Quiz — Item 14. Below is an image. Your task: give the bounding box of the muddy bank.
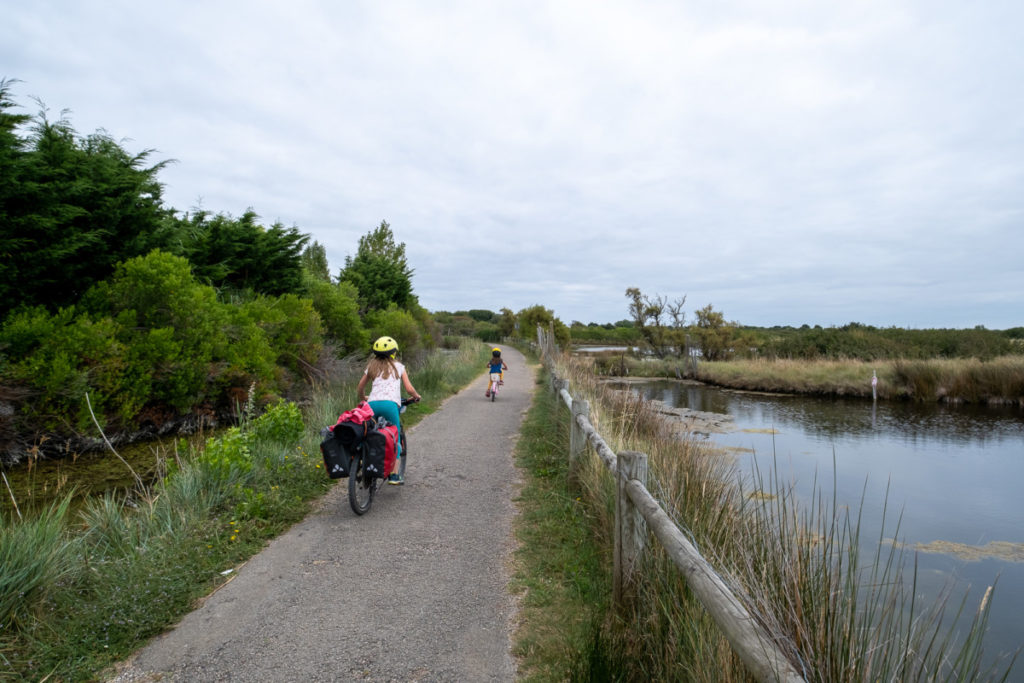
[0,404,228,469]
[601,377,737,435]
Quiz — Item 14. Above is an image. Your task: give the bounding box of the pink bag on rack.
[335,401,375,426]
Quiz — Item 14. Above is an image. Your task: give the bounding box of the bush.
[302,274,367,355]
[241,294,323,377]
[251,399,304,445]
[85,250,230,410]
[365,304,424,359]
[0,307,126,430]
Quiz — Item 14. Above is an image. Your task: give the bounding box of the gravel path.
[111,348,536,682]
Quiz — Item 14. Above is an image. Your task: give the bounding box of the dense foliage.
[0,251,324,435]
[171,209,309,297]
[0,84,435,461]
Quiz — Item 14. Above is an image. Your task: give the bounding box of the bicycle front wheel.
[348,453,375,515]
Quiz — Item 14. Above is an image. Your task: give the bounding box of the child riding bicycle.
[485,348,508,398]
[356,336,421,484]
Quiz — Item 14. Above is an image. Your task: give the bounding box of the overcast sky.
[4,1,1022,328]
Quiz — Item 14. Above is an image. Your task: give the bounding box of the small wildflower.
[230,535,237,541]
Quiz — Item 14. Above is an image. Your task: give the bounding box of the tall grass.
[892,357,1024,403]
[0,340,493,680]
[547,352,1017,681]
[0,495,77,630]
[511,377,614,682]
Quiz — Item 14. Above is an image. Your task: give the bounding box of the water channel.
[611,378,1024,665]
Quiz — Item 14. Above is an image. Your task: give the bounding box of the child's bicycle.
[348,397,418,515]
[486,373,502,402]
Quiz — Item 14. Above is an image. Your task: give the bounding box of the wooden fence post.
[569,398,590,477]
[614,450,648,609]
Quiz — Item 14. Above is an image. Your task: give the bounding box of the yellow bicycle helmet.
[492,347,502,357]
[373,336,399,358]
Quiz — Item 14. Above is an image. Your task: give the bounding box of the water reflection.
[616,379,1024,446]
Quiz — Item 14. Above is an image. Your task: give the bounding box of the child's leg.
[368,400,402,460]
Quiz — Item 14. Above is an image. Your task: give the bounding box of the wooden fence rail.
[538,328,805,683]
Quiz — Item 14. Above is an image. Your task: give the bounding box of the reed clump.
[616,355,1024,404]
[891,357,1024,404]
[548,351,1016,681]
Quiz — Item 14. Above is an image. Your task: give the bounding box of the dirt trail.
[111,348,536,682]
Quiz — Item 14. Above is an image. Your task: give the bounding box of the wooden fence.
[538,326,806,683]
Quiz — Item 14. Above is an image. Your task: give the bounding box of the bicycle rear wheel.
[348,453,375,515]
[491,381,497,401]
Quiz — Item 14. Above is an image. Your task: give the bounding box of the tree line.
[571,287,1022,362]
[0,80,432,461]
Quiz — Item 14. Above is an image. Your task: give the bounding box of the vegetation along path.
[113,347,535,682]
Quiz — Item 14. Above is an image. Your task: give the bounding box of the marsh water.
[614,379,1024,664]
[1,434,203,516]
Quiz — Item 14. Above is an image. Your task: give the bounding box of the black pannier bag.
[319,428,351,479]
[362,429,388,478]
[332,419,372,450]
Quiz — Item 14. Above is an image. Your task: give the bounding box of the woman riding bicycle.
[356,336,421,485]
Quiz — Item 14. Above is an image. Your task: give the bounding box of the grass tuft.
[0,495,77,631]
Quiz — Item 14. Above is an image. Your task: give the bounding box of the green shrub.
[220,304,279,389]
[242,294,324,376]
[366,304,424,358]
[251,399,305,445]
[303,274,368,354]
[85,250,229,410]
[0,306,127,430]
[196,427,254,490]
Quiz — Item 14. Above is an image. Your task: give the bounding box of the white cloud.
[2,0,1022,328]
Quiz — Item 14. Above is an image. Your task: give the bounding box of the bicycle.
[348,397,418,515]
[487,373,501,401]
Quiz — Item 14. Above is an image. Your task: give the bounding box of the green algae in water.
[915,540,1024,563]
